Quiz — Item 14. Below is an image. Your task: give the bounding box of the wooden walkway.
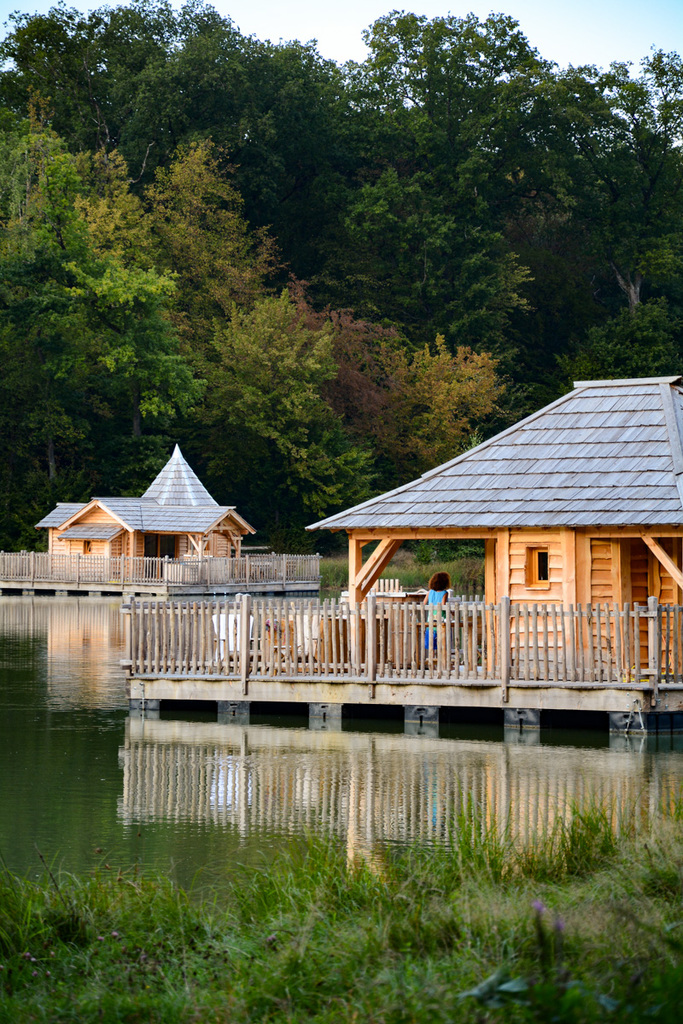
[0,552,320,596]
[124,596,683,725]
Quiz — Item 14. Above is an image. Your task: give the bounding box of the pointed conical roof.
[141,445,218,507]
[309,376,683,531]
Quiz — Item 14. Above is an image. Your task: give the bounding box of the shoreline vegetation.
[2,805,683,1021]
[320,546,486,597]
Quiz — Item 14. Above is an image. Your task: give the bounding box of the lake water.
[2,595,682,891]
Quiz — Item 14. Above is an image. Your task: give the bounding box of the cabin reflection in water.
[118,720,683,851]
[46,598,125,701]
[0,596,125,708]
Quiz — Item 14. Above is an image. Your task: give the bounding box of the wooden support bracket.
[353,538,403,599]
[643,535,683,591]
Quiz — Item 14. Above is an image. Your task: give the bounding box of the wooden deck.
[124,596,683,726]
[0,551,320,596]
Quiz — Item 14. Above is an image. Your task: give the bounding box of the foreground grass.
[2,808,683,1022]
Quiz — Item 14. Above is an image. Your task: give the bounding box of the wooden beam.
[347,527,499,541]
[648,545,661,601]
[561,528,576,606]
[577,526,683,539]
[643,535,683,591]
[575,533,591,605]
[495,529,509,601]
[342,525,683,542]
[187,534,204,556]
[347,537,365,606]
[611,539,622,604]
[620,539,632,605]
[484,538,496,603]
[353,538,403,600]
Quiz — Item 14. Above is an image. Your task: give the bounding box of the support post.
[609,708,683,735]
[404,704,439,737]
[647,595,661,708]
[129,698,160,718]
[347,536,364,607]
[561,528,576,606]
[485,538,496,603]
[282,554,287,584]
[500,595,511,703]
[309,702,342,730]
[240,592,252,695]
[217,700,250,724]
[366,591,377,691]
[503,708,540,730]
[495,528,509,603]
[30,550,35,586]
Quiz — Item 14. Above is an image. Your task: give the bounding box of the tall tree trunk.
[132,386,141,437]
[47,435,56,483]
[611,262,643,312]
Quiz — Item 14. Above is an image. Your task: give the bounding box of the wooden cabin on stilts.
[122,378,683,735]
[311,376,683,613]
[306,376,683,732]
[0,448,319,596]
[37,445,254,562]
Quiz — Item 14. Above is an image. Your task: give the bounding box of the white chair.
[212,603,253,659]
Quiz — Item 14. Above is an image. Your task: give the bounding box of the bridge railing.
[123,594,679,692]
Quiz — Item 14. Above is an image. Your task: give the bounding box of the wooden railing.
[0,551,320,587]
[124,595,683,690]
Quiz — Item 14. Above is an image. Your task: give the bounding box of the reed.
[1,810,682,1022]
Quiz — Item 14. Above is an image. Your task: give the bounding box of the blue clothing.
[424,589,448,650]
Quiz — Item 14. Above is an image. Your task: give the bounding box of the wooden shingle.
[309,377,683,532]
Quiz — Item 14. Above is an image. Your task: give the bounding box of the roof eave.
[55,499,134,534]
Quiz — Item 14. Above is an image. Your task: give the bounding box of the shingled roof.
[309,377,683,532]
[36,447,254,537]
[36,503,87,529]
[142,445,218,507]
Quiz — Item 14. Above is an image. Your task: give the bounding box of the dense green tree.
[147,32,359,280]
[1,3,683,549]
[563,299,683,383]
[548,51,683,313]
[143,139,277,355]
[0,1,181,156]
[0,122,198,543]
[292,284,503,487]
[198,290,374,534]
[0,2,360,280]
[315,11,547,352]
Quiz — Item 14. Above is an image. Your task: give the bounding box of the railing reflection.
[118,719,683,853]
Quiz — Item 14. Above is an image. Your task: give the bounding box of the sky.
[0,0,681,71]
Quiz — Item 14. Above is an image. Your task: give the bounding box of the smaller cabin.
[36,445,254,559]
